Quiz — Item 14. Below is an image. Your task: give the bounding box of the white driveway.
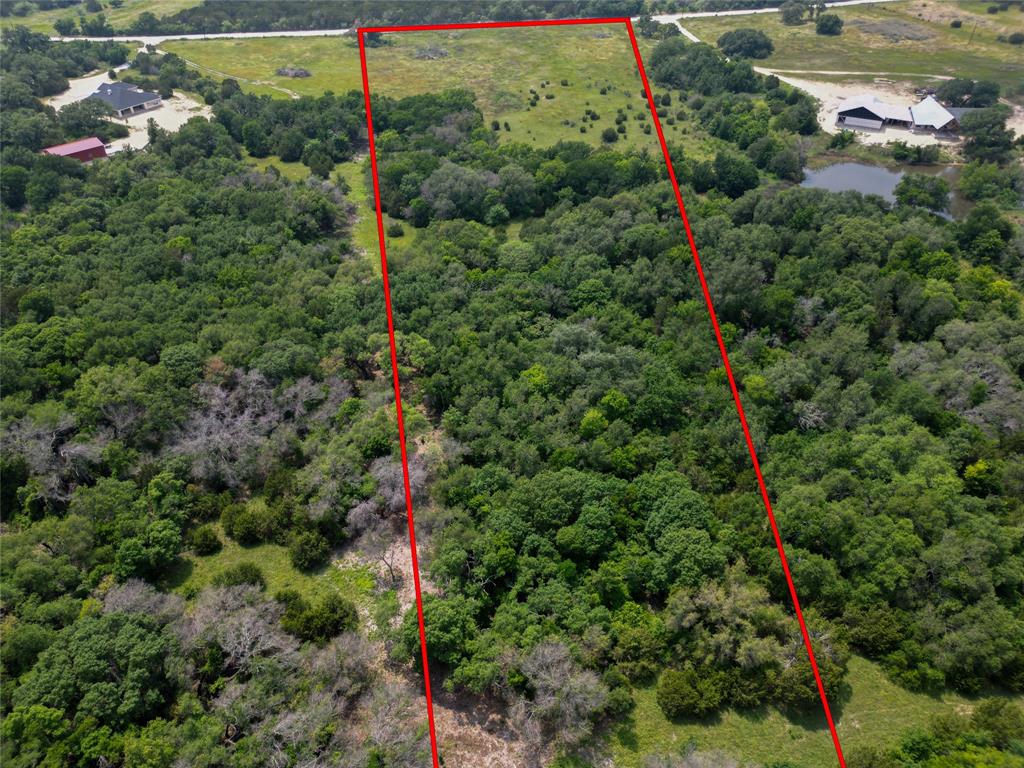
[44,68,212,152]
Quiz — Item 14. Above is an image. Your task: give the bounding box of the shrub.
[213,562,266,590]
[601,127,618,143]
[950,19,963,28]
[220,502,283,544]
[815,13,844,35]
[656,666,725,718]
[289,530,330,571]
[190,524,222,555]
[828,129,856,149]
[1009,31,1024,44]
[280,592,358,644]
[386,221,404,237]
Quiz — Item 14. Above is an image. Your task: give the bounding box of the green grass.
[164,26,666,153]
[333,156,407,267]
[244,151,312,182]
[1,0,200,34]
[683,1,1024,101]
[168,518,375,608]
[613,656,1022,766]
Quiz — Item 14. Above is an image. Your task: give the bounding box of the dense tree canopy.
[2,21,1023,768]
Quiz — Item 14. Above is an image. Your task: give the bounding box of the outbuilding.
[836,95,911,130]
[42,136,107,162]
[910,96,955,132]
[89,82,162,118]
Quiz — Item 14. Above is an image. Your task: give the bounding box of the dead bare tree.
[104,578,184,625]
[365,682,431,768]
[516,641,607,751]
[178,585,298,678]
[4,411,104,503]
[169,370,280,488]
[311,632,375,706]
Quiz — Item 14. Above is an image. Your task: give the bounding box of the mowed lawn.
[164,25,667,153]
[0,0,201,34]
[684,0,1024,98]
[613,655,1022,767]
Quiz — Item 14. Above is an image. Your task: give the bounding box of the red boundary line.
[358,18,847,768]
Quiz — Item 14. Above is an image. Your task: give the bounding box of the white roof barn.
[910,96,955,130]
[836,94,911,126]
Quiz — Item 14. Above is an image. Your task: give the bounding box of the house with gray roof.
[89,82,162,118]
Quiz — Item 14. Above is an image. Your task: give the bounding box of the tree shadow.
[161,557,194,591]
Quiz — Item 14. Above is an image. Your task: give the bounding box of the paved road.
[51,0,902,45]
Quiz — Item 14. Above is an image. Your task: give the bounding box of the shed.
[910,96,955,131]
[42,137,107,162]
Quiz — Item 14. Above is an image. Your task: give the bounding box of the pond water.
[800,162,970,220]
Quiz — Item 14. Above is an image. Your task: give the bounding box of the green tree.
[815,13,844,35]
[894,174,950,211]
[1,164,29,208]
[13,613,178,728]
[717,29,775,59]
[212,562,266,589]
[780,1,807,25]
[53,18,77,36]
[960,105,1015,164]
[713,152,759,197]
[399,594,477,667]
[189,524,221,555]
[289,530,330,571]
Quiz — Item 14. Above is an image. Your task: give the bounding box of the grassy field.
[167,517,375,607]
[0,0,199,34]
[613,655,1020,766]
[683,0,1024,100]
[164,26,668,153]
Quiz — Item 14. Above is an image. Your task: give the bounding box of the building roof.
[89,81,161,112]
[837,94,910,123]
[42,137,105,156]
[947,107,980,122]
[843,116,883,130]
[910,96,955,129]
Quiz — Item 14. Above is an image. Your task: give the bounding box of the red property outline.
[358,19,847,768]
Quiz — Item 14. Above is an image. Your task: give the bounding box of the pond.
[800,162,970,219]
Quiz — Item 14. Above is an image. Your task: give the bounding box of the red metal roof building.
[42,137,107,162]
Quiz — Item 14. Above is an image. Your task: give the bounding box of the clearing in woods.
[165,26,669,152]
